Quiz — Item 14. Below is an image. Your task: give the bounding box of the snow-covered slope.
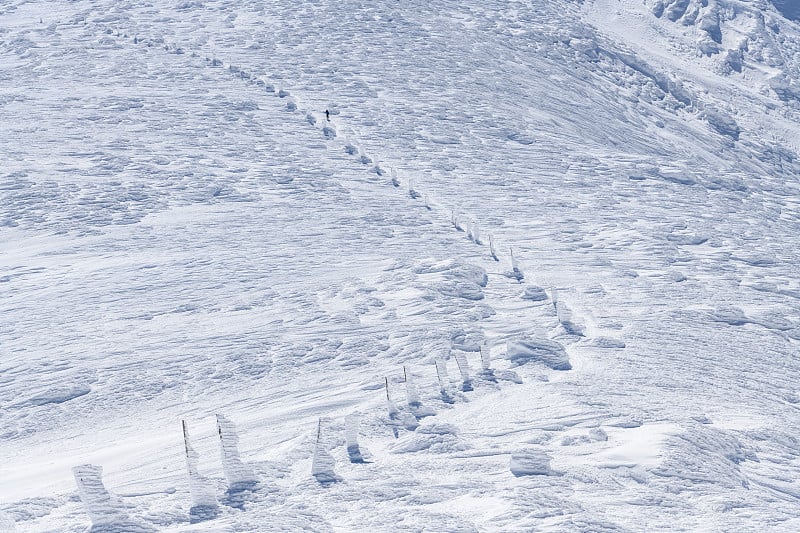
[772,0,800,21]
[2,0,799,531]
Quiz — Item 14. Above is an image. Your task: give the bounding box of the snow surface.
[2,0,800,531]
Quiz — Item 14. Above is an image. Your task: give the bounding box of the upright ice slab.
[182,421,219,521]
[403,366,421,407]
[345,414,367,463]
[215,414,258,490]
[311,418,340,483]
[72,464,154,532]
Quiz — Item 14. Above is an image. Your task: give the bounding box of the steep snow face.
[661,0,800,83]
[585,0,800,144]
[772,0,800,21]
[2,0,800,531]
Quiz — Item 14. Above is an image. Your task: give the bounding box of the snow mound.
[703,107,740,140]
[415,258,488,301]
[495,369,523,384]
[589,337,626,349]
[521,286,549,301]
[509,450,554,477]
[505,338,571,370]
[414,259,488,286]
[23,385,91,406]
[390,423,467,454]
[652,424,755,491]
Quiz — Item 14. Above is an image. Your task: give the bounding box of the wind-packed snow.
[2,0,800,531]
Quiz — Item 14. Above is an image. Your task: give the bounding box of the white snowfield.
[1,0,799,531]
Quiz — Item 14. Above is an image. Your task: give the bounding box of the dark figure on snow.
[325,109,330,122]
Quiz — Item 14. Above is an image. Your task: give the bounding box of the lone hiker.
[325,109,330,122]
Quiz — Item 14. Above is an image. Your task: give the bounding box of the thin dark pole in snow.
[216,414,223,441]
[384,377,390,401]
[182,420,190,457]
[316,418,322,444]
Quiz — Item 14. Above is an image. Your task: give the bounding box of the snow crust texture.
[2,0,800,531]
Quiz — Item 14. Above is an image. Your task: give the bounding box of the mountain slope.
[2,0,799,531]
